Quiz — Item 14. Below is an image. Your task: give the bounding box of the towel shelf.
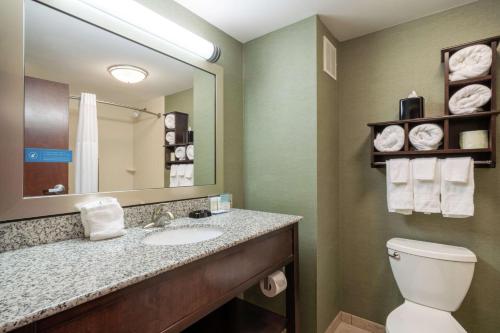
[368,36,499,168]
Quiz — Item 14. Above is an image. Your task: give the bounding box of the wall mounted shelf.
[368,36,499,168]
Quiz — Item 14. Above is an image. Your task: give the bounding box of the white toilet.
[385,238,477,333]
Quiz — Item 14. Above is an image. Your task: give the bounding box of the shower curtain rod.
[69,95,161,118]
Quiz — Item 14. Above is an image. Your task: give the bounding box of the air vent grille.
[323,36,337,80]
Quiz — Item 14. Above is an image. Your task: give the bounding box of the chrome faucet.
[143,205,175,229]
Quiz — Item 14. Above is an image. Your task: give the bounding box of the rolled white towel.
[449,84,491,115]
[374,125,405,152]
[175,146,186,160]
[409,124,443,151]
[186,144,194,160]
[165,132,175,145]
[449,44,492,81]
[165,113,175,129]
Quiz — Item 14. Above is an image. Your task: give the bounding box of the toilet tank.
[387,238,476,312]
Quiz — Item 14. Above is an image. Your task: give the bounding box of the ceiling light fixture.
[108,65,148,84]
[77,0,221,62]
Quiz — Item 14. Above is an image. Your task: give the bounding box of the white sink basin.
[142,226,224,246]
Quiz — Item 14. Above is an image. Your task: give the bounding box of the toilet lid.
[386,301,467,333]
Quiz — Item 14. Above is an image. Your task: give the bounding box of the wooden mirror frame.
[0,0,224,221]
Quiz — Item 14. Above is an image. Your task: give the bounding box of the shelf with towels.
[368,36,499,168]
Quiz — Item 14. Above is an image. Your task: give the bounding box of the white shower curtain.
[74,93,99,194]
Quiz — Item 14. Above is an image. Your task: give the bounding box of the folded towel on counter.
[186,144,194,161]
[449,44,492,81]
[164,113,175,129]
[374,125,405,152]
[166,132,175,145]
[409,124,443,151]
[413,158,441,214]
[175,146,186,160]
[386,159,413,215]
[449,84,491,115]
[441,157,474,218]
[75,197,126,241]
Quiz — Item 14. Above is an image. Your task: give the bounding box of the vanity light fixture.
[77,0,221,62]
[108,65,148,84]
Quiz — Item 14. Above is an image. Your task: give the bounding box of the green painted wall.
[165,88,193,128]
[243,16,318,332]
[243,16,340,332]
[193,70,216,185]
[316,19,340,333]
[338,1,500,331]
[137,0,244,206]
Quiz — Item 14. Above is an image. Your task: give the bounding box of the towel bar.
[373,160,492,166]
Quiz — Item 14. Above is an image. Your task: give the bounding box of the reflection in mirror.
[23,1,216,197]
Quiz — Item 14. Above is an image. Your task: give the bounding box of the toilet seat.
[386,301,467,333]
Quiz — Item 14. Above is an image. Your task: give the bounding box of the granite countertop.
[0,209,301,332]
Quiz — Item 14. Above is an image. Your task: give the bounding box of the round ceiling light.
[108,65,148,84]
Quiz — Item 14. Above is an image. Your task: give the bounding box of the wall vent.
[323,36,337,80]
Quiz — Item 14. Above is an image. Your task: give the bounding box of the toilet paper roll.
[259,270,287,297]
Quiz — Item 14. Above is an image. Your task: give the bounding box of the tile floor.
[334,322,372,333]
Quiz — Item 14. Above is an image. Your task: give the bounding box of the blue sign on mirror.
[24,148,72,163]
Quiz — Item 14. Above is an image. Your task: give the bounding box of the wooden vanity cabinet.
[14,224,298,333]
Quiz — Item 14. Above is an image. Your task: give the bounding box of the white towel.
[175,146,186,160]
[169,164,179,187]
[75,197,126,241]
[443,157,472,183]
[387,159,413,215]
[165,132,175,145]
[413,159,441,214]
[389,158,410,183]
[448,84,492,115]
[374,125,405,152]
[409,124,443,151]
[165,113,175,129]
[182,164,194,186]
[186,145,194,160]
[441,158,474,218]
[449,44,492,81]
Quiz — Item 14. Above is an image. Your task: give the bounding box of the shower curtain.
[74,93,99,194]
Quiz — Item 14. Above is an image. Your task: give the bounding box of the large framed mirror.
[0,0,223,221]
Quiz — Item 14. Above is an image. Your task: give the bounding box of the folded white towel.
[443,157,472,183]
[169,164,179,187]
[75,197,126,241]
[387,159,413,215]
[175,146,186,160]
[389,158,410,183]
[165,113,175,129]
[413,159,441,214]
[449,84,491,115]
[409,124,443,151]
[181,164,194,186]
[449,44,492,81]
[413,157,437,180]
[166,132,175,145]
[374,125,405,152]
[186,145,194,160]
[441,158,474,218]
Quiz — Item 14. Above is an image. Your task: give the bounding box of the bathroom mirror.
[23,0,215,197]
[0,0,223,220]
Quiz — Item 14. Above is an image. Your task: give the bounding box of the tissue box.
[399,97,424,120]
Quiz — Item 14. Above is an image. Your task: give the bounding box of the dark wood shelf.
[367,111,499,127]
[448,75,492,87]
[167,160,194,165]
[164,143,193,148]
[182,299,287,333]
[368,36,498,168]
